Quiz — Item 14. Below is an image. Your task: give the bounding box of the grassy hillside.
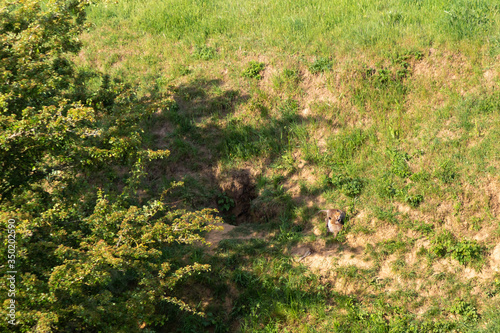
[77,0,500,331]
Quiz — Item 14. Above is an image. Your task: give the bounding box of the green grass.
[87,0,499,54]
[75,0,500,331]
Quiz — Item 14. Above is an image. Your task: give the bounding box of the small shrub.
[242,61,265,79]
[309,57,333,74]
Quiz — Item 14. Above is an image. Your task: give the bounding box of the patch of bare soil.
[378,254,398,280]
[300,70,338,108]
[429,243,500,286]
[312,247,371,269]
[483,69,499,88]
[294,212,404,274]
[205,222,267,249]
[205,223,237,247]
[491,242,500,273]
[483,177,500,217]
[292,237,371,274]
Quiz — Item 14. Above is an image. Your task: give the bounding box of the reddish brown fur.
[318,209,346,237]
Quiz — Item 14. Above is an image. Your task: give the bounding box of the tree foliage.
[0,1,221,331]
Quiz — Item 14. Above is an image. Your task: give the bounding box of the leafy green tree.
[0,1,221,331]
[0,0,92,199]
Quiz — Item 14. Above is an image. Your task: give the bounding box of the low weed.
[242,61,266,79]
[484,275,500,298]
[272,68,301,93]
[449,298,480,322]
[308,57,332,74]
[409,170,430,183]
[274,220,303,243]
[430,231,486,267]
[193,45,217,60]
[376,173,397,198]
[430,230,457,257]
[373,206,399,225]
[435,160,458,184]
[468,216,483,231]
[277,98,299,121]
[405,194,424,208]
[450,240,486,267]
[216,191,235,212]
[413,221,435,235]
[173,64,192,76]
[377,237,411,256]
[388,148,412,178]
[328,174,365,197]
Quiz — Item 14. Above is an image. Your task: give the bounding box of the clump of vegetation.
[450,239,486,266]
[376,174,397,198]
[388,149,412,178]
[435,160,458,184]
[449,299,480,322]
[217,191,235,212]
[326,128,368,162]
[414,221,434,235]
[242,61,265,79]
[309,57,332,74]
[430,231,485,267]
[193,45,217,60]
[405,193,424,208]
[273,68,301,92]
[329,174,365,197]
[374,206,400,225]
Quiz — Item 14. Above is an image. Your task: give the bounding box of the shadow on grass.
[136,77,375,332]
[162,237,332,332]
[142,77,312,220]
